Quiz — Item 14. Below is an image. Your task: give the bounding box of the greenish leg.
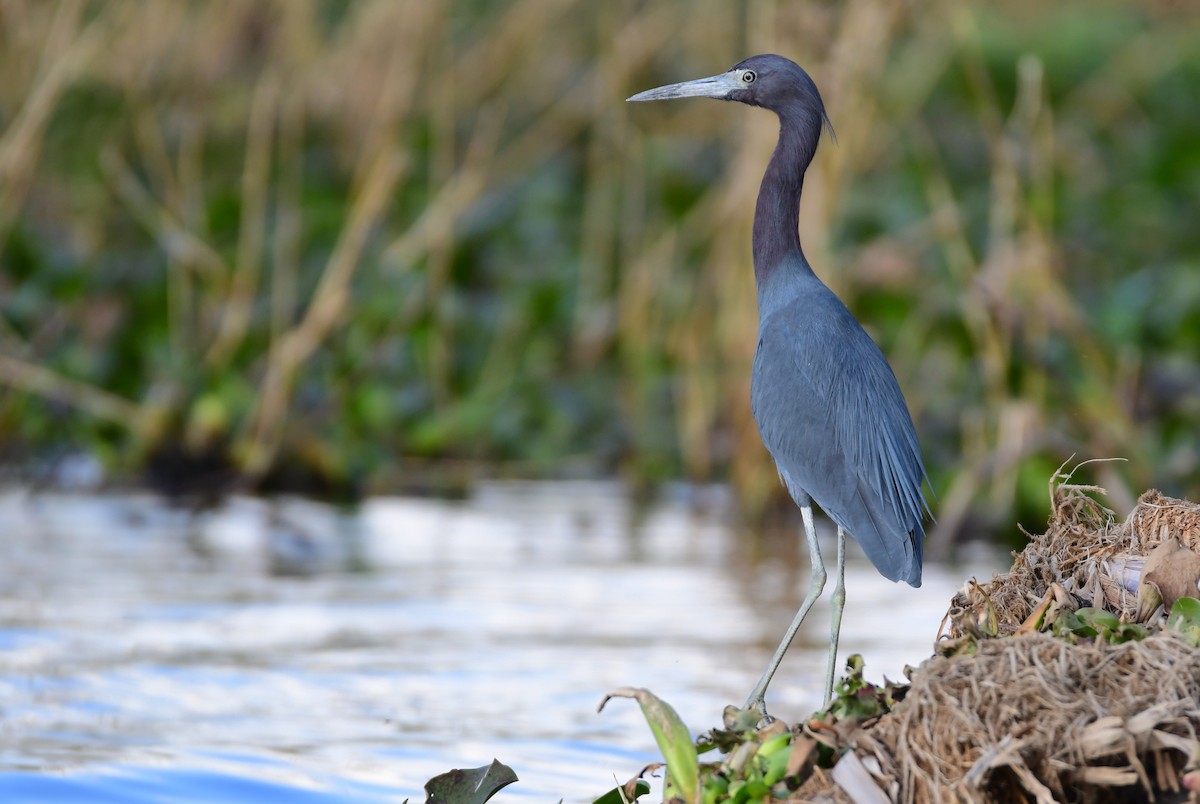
[823,526,847,708]
[744,504,826,714]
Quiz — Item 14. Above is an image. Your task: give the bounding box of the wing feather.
[751,284,929,586]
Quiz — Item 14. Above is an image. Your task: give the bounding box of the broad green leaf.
[592,779,651,804]
[754,733,791,759]
[763,747,791,786]
[424,759,518,804]
[1052,609,1093,640]
[1168,596,1200,628]
[1054,607,1146,644]
[599,687,699,802]
[1078,608,1120,631]
[827,654,897,720]
[740,779,771,801]
[1115,622,1148,642]
[1168,597,1200,646]
[703,772,730,804]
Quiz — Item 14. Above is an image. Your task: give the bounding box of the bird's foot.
[743,692,767,714]
[724,702,771,731]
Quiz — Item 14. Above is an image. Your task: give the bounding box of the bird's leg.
[744,504,826,713]
[822,526,847,707]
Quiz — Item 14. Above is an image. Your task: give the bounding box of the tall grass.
[0,0,1197,540]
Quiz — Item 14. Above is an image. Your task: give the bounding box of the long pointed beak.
[627,71,742,102]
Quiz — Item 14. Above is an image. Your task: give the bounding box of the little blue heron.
[628,55,931,714]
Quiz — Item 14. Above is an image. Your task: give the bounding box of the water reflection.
[0,484,1004,801]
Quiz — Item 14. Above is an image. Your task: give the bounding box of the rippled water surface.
[0,483,1004,801]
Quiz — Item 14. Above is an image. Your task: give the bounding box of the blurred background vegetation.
[0,0,1197,547]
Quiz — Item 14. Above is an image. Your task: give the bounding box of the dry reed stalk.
[206,70,281,368]
[0,1,107,238]
[243,146,407,474]
[0,353,146,433]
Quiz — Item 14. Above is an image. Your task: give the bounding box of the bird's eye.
[742,70,756,84]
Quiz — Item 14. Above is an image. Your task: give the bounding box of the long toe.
[725,703,771,731]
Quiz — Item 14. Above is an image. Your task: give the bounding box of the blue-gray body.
[752,257,925,586]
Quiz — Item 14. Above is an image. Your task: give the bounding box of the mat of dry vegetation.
[803,481,1200,803]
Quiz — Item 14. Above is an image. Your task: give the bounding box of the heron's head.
[627,54,832,136]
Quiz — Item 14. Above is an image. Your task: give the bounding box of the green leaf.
[702,773,730,804]
[1115,622,1148,643]
[1051,609,1085,641]
[598,687,699,802]
[762,748,791,786]
[592,779,651,804]
[741,779,771,800]
[826,654,898,720]
[1168,596,1200,627]
[754,732,791,759]
[1053,607,1147,644]
[1079,608,1121,631]
[1079,608,1147,643]
[1167,597,1200,646]
[424,759,518,804]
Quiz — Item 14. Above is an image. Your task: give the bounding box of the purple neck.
[752,109,821,285]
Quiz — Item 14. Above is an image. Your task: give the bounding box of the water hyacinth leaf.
[1052,609,1088,641]
[592,778,651,804]
[735,778,770,802]
[1077,608,1146,643]
[826,654,897,720]
[1080,609,1121,632]
[1117,622,1148,643]
[1053,607,1147,644]
[760,741,793,786]
[424,759,518,804]
[702,773,730,804]
[598,687,699,802]
[1167,596,1200,627]
[755,732,791,759]
[1167,597,1200,646]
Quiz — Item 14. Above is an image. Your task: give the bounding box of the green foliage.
[600,659,905,803]
[703,731,795,803]
[1052,608,1148,645]
[824,654,902,722]
[593,779,652,804]
[423,759,518,804]
[696,727,802,804]
[1166,597,1200,647]
[598,687,699,802]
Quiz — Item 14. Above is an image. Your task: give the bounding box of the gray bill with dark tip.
[626,71,742,102]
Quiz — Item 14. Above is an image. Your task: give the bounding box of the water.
[0,483,1004,802]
